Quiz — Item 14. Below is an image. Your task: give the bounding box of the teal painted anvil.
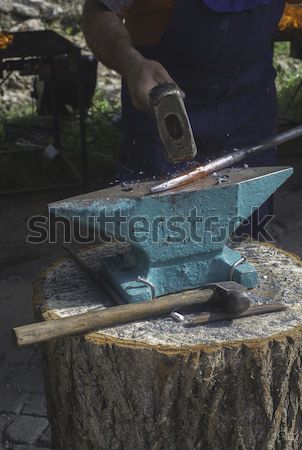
[50,166,293,303]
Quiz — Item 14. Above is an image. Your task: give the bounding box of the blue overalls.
[118,0,285,236]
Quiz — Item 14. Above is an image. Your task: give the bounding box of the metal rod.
[0,70,12,88]
[188,303,287,326]
[0,183,79,198]
[56,146,83,181]
[150,125,302,194]
[50,65,61,149]
[75,52,89,189]
[0,148,44,156]
[137,276,156,299]
[230,256,246,281]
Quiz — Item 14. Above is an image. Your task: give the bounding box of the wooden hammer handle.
[13,289,213,347]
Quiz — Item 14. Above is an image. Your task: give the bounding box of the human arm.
[82,0,175,110]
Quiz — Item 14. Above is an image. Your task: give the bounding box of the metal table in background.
[0,30,92,196]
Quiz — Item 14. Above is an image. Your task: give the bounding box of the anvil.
[50,166,292,303]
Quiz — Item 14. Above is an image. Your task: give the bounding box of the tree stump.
[35,242,302,450]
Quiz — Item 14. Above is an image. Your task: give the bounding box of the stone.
[1,0,84,26]
[0,366,10,386]
[0,415,14,440]
[0,388,27,415]
[37,425,52,448]
[13,4,40,18]
[7,367,45,394]
[22,394,47,417]
[27,350,42,367]
[39,2,63,20]
[0,12,14,30]
[10,18,45,32]
[0,0,13,14]
[24,0,43,7]
[7,367,44,394]
[5,416,49,445]
[2,347,36,367]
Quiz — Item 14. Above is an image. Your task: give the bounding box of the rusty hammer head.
[206,281,251,314]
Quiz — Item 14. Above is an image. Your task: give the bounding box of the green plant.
[62,92,121,181]
[274,42,302,120]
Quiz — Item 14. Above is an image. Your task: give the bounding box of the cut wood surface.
[37,242,302,450]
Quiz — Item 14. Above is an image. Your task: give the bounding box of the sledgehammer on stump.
[14,281,255,346]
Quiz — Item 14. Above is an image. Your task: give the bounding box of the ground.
[1,40,302,449]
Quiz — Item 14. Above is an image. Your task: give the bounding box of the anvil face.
[50,166,293,302]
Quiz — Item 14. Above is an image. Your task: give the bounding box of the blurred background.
[0,3,302,194]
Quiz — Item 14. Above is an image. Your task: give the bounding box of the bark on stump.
[35,242,302,450]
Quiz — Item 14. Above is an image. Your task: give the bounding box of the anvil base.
[102,245,257,303]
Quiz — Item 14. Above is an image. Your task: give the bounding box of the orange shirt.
[121,0,175,46]
[102,0,296,47]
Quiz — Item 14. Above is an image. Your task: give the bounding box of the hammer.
[13,281,250,346]
[149,83,197,164]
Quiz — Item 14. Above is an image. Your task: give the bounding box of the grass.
[1,41,302,191]
[60,94,121,183]
[274,41,302,119]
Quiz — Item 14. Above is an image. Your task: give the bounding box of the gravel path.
[0,258,56,450]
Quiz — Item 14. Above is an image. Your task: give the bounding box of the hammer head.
[206,281,251,314]
[149,83,197,164]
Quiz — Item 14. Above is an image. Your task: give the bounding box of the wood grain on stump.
[36,242,302,450]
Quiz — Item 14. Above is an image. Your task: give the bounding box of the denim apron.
[118,0,285,181]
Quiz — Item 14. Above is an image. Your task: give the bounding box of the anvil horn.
[237,167,293,219]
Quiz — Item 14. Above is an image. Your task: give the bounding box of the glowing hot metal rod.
[150,125,302,194]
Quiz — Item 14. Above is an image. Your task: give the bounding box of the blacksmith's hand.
[124,55,175,112]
